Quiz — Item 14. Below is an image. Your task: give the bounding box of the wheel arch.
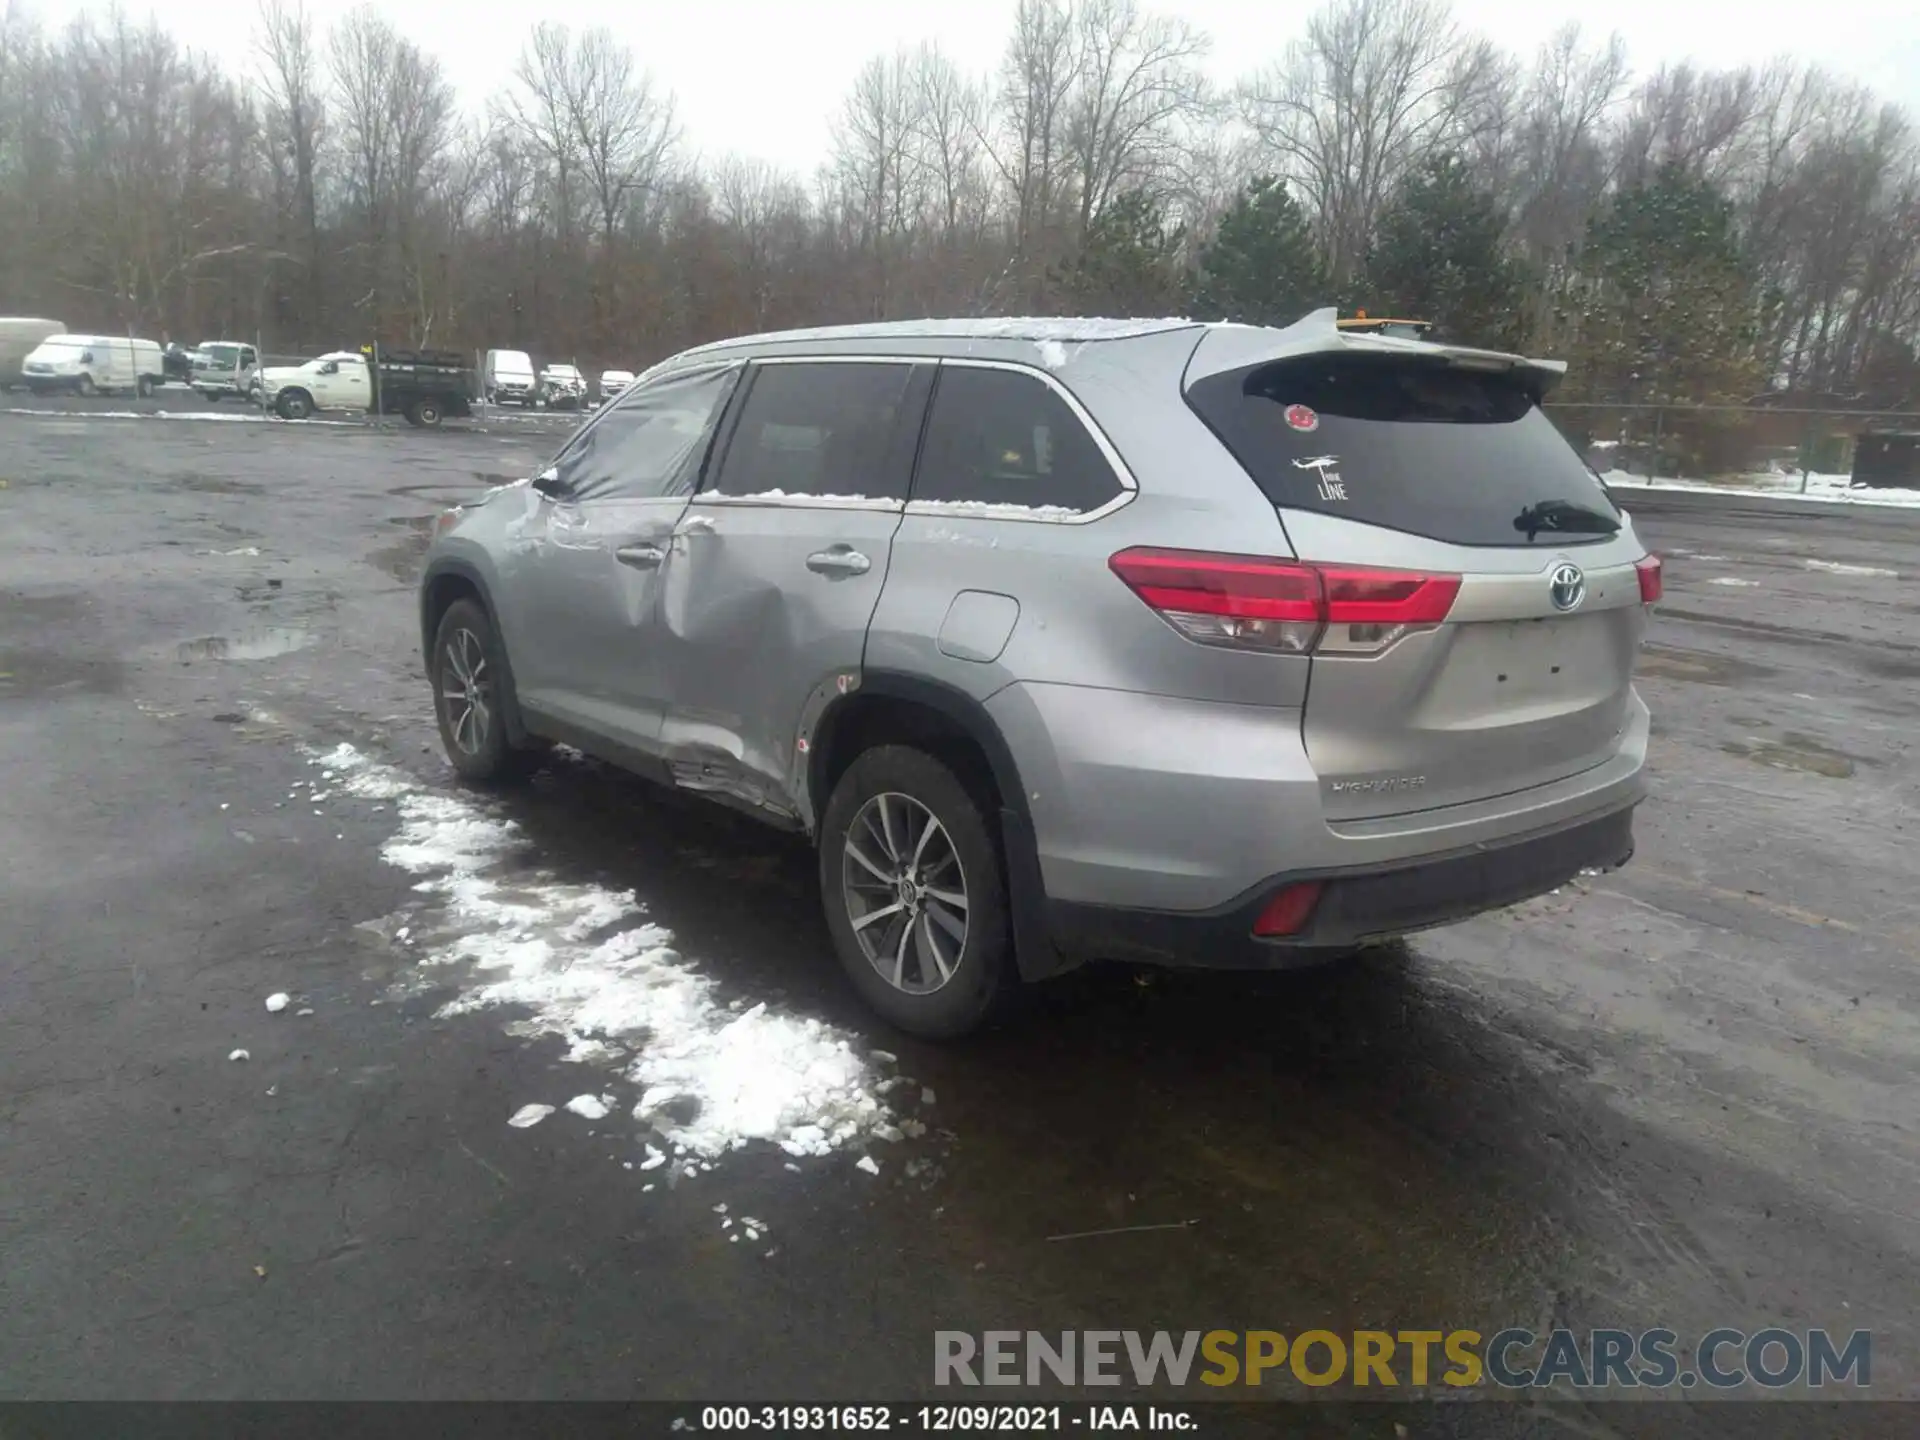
[805,672,1068,981]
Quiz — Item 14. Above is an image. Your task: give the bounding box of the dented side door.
[654,359,933,820]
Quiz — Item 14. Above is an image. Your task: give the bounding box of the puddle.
[387,481,475,507]
[0,648,125,697]
[0,590,88,623]
[169,475,265,496]
[369,516,436,583]
[175,627,315,663]
[1721,732,1869,780]
[1636,644,1776,687]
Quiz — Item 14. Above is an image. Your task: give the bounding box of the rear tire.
[75,374,97,398]
[819,745,1014,1039]
[409,399,443,428]
[276,390,311,420]
[430,598,541,784]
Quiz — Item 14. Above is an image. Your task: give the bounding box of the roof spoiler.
[1187,308,1568,403]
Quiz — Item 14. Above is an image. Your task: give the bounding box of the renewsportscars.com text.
[934,1328,1871,1391]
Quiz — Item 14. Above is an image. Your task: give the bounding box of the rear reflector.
[1108,548,1459,656]
[1253,882,1324,937]
[1635,553,1663,604]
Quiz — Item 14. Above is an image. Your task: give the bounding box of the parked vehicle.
[163,343,197,384]
[20,334,165,397]
[192,341,260,402]
[257,347,475,427]
[539,363,587,411]
[484,349,538,406]
[0,317,65,390]
[599,368,635,403]
[418,311,1656,1037]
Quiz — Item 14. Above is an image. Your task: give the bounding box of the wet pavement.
[2,408,1917,1427]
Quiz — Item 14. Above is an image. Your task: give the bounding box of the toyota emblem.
[1549,563,1586,612]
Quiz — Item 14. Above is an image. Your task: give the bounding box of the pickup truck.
[256,348,476,427]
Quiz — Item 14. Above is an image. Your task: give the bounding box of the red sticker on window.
[1285,404,1319,433]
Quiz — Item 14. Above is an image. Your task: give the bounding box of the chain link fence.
[1545,402,1920,494]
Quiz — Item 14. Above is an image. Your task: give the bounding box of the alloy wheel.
[842,792,970,995]
[439,628,492,756]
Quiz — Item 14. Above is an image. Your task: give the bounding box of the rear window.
[912,365,1122,514]
[1185,354,1621,547]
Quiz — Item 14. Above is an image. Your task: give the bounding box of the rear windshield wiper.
[1514,499,1621,542]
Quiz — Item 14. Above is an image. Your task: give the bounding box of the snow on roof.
[681,315,1206,355]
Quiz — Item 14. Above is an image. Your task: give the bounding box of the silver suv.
[419,312,1657,1038]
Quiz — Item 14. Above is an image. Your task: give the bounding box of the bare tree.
[827,49,921,316]
[906,43,990,243]
[1240,0,1489,282]
[992,0,1080,266]
[330,7,454,338]
[509,25,678,249]
[1614,64,1763,189]
[508,23,586,250]
[1065,0,1211,239]
[1502,26,1628,344]
[255,0,326,335]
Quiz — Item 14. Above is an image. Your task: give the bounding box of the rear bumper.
[1046,802,1636,968]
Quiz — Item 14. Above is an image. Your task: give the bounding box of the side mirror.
[531,467,572,499]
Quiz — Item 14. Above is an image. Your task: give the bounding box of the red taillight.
[1104,548,1321,621]
[1636,553,1663,604]
[1253,881,1324,937]
[1108,548,1458,656]
[1320,568,1461,625]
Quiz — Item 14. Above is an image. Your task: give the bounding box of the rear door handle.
[806,547,871,577]
[615,542,666,570]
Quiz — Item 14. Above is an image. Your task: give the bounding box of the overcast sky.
[46,0,1920,175]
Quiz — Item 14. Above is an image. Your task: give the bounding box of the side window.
[553,366,740,502]
[706,362,927,501]
[912,366,1122,514]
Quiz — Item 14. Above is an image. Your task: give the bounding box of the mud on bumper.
[1044,803,1637,968]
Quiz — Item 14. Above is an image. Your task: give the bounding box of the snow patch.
[1805,559,1898,578]
[1708,577,1759,587]
[508,1103,555,1128]
[228,1049,250,1062]
[908,499,1083,520]
[264,992,290,1013]
[318,743,892,1164]
[711,489,887,508]
[565,1094,613,1120]
[1602,468,1920,509]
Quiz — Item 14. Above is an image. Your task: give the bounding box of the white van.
[1,318,66,390]
[483,349,537,406]
[21,334,165,397]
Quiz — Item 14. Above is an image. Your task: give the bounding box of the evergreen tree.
[1563,164,1767,406]
[1189,175,1327,327]
[1363,154,1529,351]
[1053,190,1186,317]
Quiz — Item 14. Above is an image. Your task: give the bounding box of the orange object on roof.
[1337,314,1433,339]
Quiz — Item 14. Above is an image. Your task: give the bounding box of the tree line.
[1,0,1917,410]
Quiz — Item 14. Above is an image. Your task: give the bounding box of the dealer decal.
[1292,454,1348,502]
[1284,403,1319,433]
